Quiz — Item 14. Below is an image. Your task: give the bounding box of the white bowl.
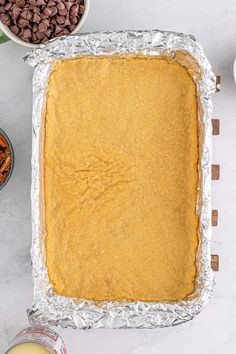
[0,0,90,48]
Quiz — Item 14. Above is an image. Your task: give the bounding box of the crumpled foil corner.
[25,30,216,329]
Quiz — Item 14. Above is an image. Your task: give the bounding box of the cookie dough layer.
[45,56,199,302]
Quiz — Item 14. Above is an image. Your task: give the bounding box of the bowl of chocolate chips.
[0,0,89,47]
[0,128,14,191]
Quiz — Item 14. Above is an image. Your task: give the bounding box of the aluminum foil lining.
[25,30,216,329]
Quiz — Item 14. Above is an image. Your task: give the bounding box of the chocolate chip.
[60,28,69,35]
[70,16,78,24]
[65,2,73,10]
[12,4,20,10]
[11,25,19,34]
[57,2,65,11]
[15,0,25,7]
[50,6,57,16]
[56,15,65,24]
[40,14,48,20]
[41,36,48,43]
[50,17,56,25]
[78,4,84,14]
[48,0,56,6]
[19,9,31,20]
[28,21,33,29]
[32,32,37,41]
[42,18,49,24]
[21,9,28,19]
[45,28,52,37]
[71,4,79,14]
[33,12,41,23]
[29,0,36,5]
[0,13,10,25]
[43,7,52,17]
[36,31,45,39]
[37,0,45,6]
[23,28,31,38]
[54,24,62,33]
[22,37,30,42]
[27,10,33,20]
[38,21,48,32]
[63,18,70,26]
[0,0,6,6]
[12,5,21,18]
[0,6,5,14]
[33,7,40,14]
[4,2,12,11]
[69,24,76,32]
[59,7,67,16]
[18,17,29,27]
[32,23,38,32]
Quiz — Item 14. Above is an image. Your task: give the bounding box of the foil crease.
[25,30,216,329]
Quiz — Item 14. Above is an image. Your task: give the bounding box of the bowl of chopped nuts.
[0,0,90,48]
[0,128,14,191]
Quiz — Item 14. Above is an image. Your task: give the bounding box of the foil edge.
[27,30,215,329]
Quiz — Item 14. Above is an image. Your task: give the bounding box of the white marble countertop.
[0,0,236,353]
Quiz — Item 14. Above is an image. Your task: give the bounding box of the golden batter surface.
[45,56,199,302]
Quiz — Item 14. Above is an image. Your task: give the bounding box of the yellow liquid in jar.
[8,343,51,354]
